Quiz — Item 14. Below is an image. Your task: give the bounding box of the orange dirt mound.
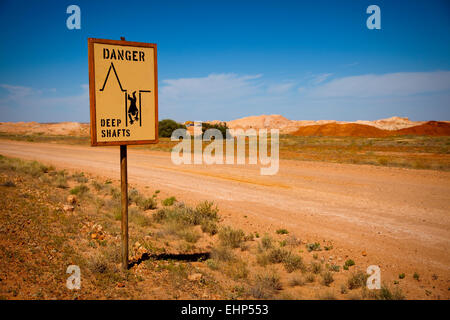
[292,123,390,137]
[394,121,450,136]
[292,121,450,137]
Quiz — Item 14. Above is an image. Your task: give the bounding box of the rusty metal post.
[120,145,128,270]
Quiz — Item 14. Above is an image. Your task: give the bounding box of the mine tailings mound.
[292,121,450,137]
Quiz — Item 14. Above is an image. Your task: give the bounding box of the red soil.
[292,121,450,137]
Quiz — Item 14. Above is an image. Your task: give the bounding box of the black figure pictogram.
[127,91,139,124]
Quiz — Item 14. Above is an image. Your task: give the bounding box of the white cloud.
[0,84,88,122]
[267,82,296,94]
[308,71,450,98]
[310,73,333,85]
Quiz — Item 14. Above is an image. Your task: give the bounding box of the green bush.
[201,122,228,138]
[344,259,355,269]
[219,226,245,248]
[250,272,282,299]
[322,271,334,286]
[347,271,368,289]
[276,228,289,235]
[211,246,235,262]
[283,254,304,273]
[306,242,322,252]
[159,119,186,138]
[261,234,273,250]
[129,208,152,227]
[267,248,290,264]
[162,196,176,206]
[70,184,89,196]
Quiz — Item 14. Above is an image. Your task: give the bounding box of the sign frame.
[88,38,159,146]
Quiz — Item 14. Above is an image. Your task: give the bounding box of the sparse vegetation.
[276,228,289,235]
[306,242,322,252]
[250,272,282,299]
[0,155,419,300]
[219,226,246,248]
[282,253,304,273]
[347,271,368,290]
[162,196,176,206]
[322,271,334,286]
[70,184,89,196]
[288,274,305,287]
[343,259,355,270]
[261,234,273,250]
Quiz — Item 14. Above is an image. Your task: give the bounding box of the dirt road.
[1,140,449,298]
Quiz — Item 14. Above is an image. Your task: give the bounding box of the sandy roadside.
[0,139,449,299]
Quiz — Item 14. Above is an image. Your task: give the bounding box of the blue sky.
[0,0,449,122]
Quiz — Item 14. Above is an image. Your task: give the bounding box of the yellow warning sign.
[88,38,158,146]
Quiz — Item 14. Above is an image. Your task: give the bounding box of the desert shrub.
[413,272,420,281]
[54,175,68,189]
[219,226,245,248]
[6,158,52,177]
[211,246,235,262]
[72,172,88,183]
[200,220,218,235]
[88,254,109,274]
[91,180,103,191]
[267,248,290,264]
[276,228,289,235]
[288,275,305,287]
[310,262,322,274]
[399,273,405,279]
[138,196,157,210]
[129,208,152,227]
[322,271,334,286]
[328,264,340,272]
[286,235,301,247]
[109,186,121,200]
[162,196,176,206]
[88,248,120,276]
[343,259,355,270]
[261,234,273,250]
[128,188,142,204]
[70,184,89,196]
[283,254,304,273]
[195,201,219,221]
[306,242,322,252]
[347,271,368,289]
[373,285,405,300]
[154,201,219,231]
[178,228,201,243]
[206,259,219,270]
[250,272,282,299]
[256,253,271,267]
[305,274,315,283]
[225,259,248,280]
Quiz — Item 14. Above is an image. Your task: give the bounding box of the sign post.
[88,37,158,270]
[120,144,128,270]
